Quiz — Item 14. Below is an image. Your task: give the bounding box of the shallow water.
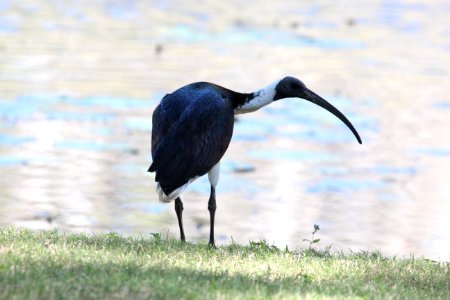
[0,0,449,260]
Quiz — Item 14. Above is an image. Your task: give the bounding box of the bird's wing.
[150,103,164,158]
[148,91,234,194]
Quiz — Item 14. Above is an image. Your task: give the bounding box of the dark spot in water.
[33,211,57,223]
[155,44,164,55]
[346,18,356,26]
[128,148,140,155]
[231,162,255,173]
[382,177,398,183]
[234,18,246,28]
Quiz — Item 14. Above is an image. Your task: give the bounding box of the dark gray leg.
[208,186,217,246]
[175,197,185,242]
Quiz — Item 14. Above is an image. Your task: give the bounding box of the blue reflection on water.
[0,15,19,32]
[416,148,450,157]
[165,25,364,50]
[92,127,112,136]
[248,149,335,161]
[370,165,416,175]
[117,163,141,173]
[124,118,152,131]
[0,94,155,123]
[317,166,350,176]
[0,156,27,166]
[0,0,11,12]
[55,140,131,152]
[233,118,275,141]
[0,95,155,157]
[309,164,416,200]
[278,129,357,143]
[46,111,115,122]
[0,135,34,146]
[62,96,151,109]
[0,97,40,118]
[307,178,387,194]
[102,0,138,21]
[378,1,427,32]
[432,101,450,109]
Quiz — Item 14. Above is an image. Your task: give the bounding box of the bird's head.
[274,76,362,144]
[273,76,308,101]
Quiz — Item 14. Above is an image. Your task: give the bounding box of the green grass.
[0,228,448,299]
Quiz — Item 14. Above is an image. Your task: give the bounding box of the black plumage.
[148,76,362,246]
[149,82,245,195]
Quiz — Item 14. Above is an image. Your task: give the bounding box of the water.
[0,0,449,261]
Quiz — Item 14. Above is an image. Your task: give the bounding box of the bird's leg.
[208,186,217,247]
[174,197,185,242]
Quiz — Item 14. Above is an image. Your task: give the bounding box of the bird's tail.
[156,182,189,203]
[156,177,199,203]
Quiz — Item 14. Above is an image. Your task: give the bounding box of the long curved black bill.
[303,89,362,144]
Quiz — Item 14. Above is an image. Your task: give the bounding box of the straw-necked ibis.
[148,76,361,246]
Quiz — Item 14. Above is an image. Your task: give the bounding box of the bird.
[148,76,362,246]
